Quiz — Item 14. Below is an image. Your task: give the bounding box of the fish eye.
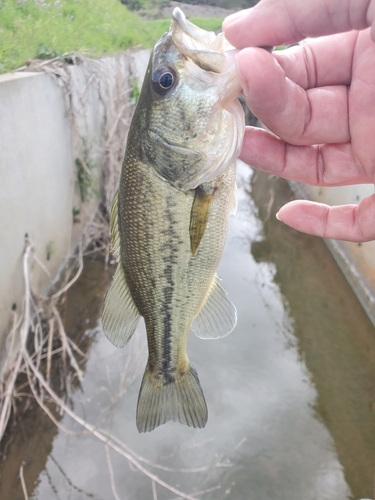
[159,72,173,89]
[152,66,177,96]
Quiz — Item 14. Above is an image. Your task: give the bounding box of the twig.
[105,444,121,500]
[264,187,275,222]
[232,436,247,452]
[53,306,83,382]
[50,243,83,300]
[19,464,29,500]
[169,484,221,500]
[49,454,101,499]
[99,429,210,473]
[67,337,86,358]
[26,363,78,436]
[6,310,21,361]
[0,242,32,441]
[105,103,131,146]
[83,245,108,256]
[152,480,158,500]
[46,318,55,381]
[41,346,64,361]
[0,348,23,440]
[33,253,52,280]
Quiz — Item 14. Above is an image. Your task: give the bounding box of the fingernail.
[223,11,244,31]
[275,211,280,220]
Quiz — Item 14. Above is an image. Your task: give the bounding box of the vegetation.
[122,0,259,12]
[0,0,223,74]
[177,0,259,8]
[145,16,222,36]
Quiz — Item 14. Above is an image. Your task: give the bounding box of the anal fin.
[102,264,140,347]
[192,274,237,339]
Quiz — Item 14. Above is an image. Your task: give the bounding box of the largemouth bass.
[102,8,244,433]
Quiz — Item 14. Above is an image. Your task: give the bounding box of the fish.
[102,8,245,433]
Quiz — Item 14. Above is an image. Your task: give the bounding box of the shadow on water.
[1,162,375,499]
[250,170,375,500]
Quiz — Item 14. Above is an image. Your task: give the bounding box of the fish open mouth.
[171,7,237,74]
[171,8,273,73]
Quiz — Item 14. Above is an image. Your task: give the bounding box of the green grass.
[0,0,223,74]
[144,17,222,35]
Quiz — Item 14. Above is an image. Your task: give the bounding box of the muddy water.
[1,161,375,499]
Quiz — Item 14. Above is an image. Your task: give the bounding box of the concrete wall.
[0,50,150,374]
[291,182,375,326]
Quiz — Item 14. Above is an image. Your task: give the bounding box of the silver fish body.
[102,8,244,433]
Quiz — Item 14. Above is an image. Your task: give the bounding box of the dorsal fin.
[191,275,237,339]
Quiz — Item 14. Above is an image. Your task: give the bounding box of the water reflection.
[251,168,375,500]
[4,161,374,499]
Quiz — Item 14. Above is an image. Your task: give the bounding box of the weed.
[76,156,99,203]
[130,77,140,104]
[0,0,224,73]
[46,240,56,261]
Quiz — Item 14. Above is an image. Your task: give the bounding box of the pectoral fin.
[192,275,237,339]
[189,184,214,256]
[102,264,140,347]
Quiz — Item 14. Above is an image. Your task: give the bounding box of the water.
[1,161,375,499]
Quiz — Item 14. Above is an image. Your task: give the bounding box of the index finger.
[223,0,373,48]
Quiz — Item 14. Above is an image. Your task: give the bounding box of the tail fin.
[136,364,208,433]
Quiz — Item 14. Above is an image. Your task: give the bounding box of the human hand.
[223,0,375,242]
